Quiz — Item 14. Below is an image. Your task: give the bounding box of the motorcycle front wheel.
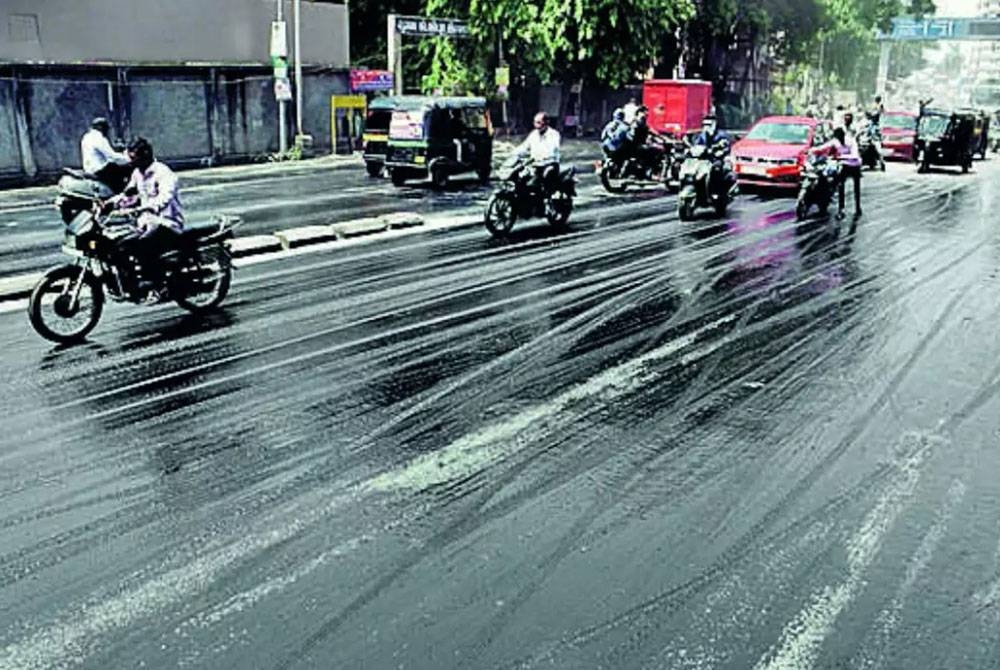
[28,264,105,344]
[795,196,809,221]
[174,245,232,313]
[600,164,628,194]
[485,192,517,238]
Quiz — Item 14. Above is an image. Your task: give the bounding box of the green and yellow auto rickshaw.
[384,97,493,188]
[362,96,397,178]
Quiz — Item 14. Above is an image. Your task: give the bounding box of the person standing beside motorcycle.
[110,137,186,301]
[820,126,862,220]
[513,112,561,196]
[81,117,132,191]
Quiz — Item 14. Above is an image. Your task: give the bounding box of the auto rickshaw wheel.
[476,165,491,185]
[365,162,383,178]
[431,166,449,190]
[390,170,407,187]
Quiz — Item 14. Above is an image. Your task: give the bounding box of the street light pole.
[277,0,287,152]
[294,0,304,140]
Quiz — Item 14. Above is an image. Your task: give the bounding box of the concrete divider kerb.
[0,210,455,303]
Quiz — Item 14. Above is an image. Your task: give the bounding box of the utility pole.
[276,0,287,152]
[388,14,402,95]
[294,0,304,140]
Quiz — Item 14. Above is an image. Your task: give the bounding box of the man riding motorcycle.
[81,117,132,191]
[626,106,668,179]
[513,112,562,196]
[108,137,186,302]
[692,115,737,196]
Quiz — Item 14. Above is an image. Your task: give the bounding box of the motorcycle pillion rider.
[81,117,132,191]
[601,108,630,160]
[107,137,186,301]
[513,111,562,196]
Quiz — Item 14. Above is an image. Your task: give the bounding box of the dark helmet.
[127,136,154,169]
[91,117,110,133]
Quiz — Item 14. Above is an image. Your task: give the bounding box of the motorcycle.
[677,141,735,221]
[858,123,885,171]
[599,136,677,193]
[796,154,842,220]
[484,157,576,238]
[28,174,240,344]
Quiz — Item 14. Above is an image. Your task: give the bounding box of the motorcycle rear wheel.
[175,245,232,313]
[485,193,516,238]
[796,198,809,221]
[28,265,104,344]
[545,194,573,229]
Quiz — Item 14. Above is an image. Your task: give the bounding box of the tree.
[418,0,695,94]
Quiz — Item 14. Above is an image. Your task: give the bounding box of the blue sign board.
[882,17,1000,41]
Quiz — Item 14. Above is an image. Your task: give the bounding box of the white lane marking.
[858,479,965,670]
[0,491,351,670]
[364,313,738,494]
[753,433,937,670]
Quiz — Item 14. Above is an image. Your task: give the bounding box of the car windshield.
[744,122,811,144]
[882,114,916,130]
[919,115,949,137]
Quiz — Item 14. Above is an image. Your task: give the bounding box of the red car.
[880,110,918,161]
[732,116,824,190]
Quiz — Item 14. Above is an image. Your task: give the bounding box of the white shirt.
[623,102,639,124]
[514,128,561,166]
[115,161,185,229]
[81,128,129,174]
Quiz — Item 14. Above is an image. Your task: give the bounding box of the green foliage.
[418,0,695,94]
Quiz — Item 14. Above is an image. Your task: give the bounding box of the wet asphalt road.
[3,159,1000,669]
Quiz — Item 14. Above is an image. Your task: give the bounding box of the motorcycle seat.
[62,167,101,180]
[180,218,224,240]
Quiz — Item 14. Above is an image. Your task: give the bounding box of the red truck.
[642,80,713,137]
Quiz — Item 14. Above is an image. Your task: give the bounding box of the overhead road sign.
[879,17,1000,41]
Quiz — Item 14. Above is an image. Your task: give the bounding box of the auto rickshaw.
[362,96,397,178]
[384,97,493,188]
[914,108,978,174]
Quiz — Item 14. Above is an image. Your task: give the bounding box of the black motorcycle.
[599,136,677,193]
[484,157,576,238]
[796,154,842,220]
[858,124,885,171]
[677,141,735,221]
[28,174,239,344]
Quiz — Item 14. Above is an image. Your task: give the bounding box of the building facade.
[0,0,350,183]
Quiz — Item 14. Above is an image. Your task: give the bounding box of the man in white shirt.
[81,117,132,190]
[623,97,640,124]
[514,112,561,195]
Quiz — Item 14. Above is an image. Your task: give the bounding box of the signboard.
[331,94,367,110]
[350,69,395,92]
[274,78,293,101]
[272,56,288,80]
[394,16,470,38]
[270,21,288,58]
[495,66,510,87]
[881,17,1000,41]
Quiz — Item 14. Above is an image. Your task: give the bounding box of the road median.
[0,210,455,303]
